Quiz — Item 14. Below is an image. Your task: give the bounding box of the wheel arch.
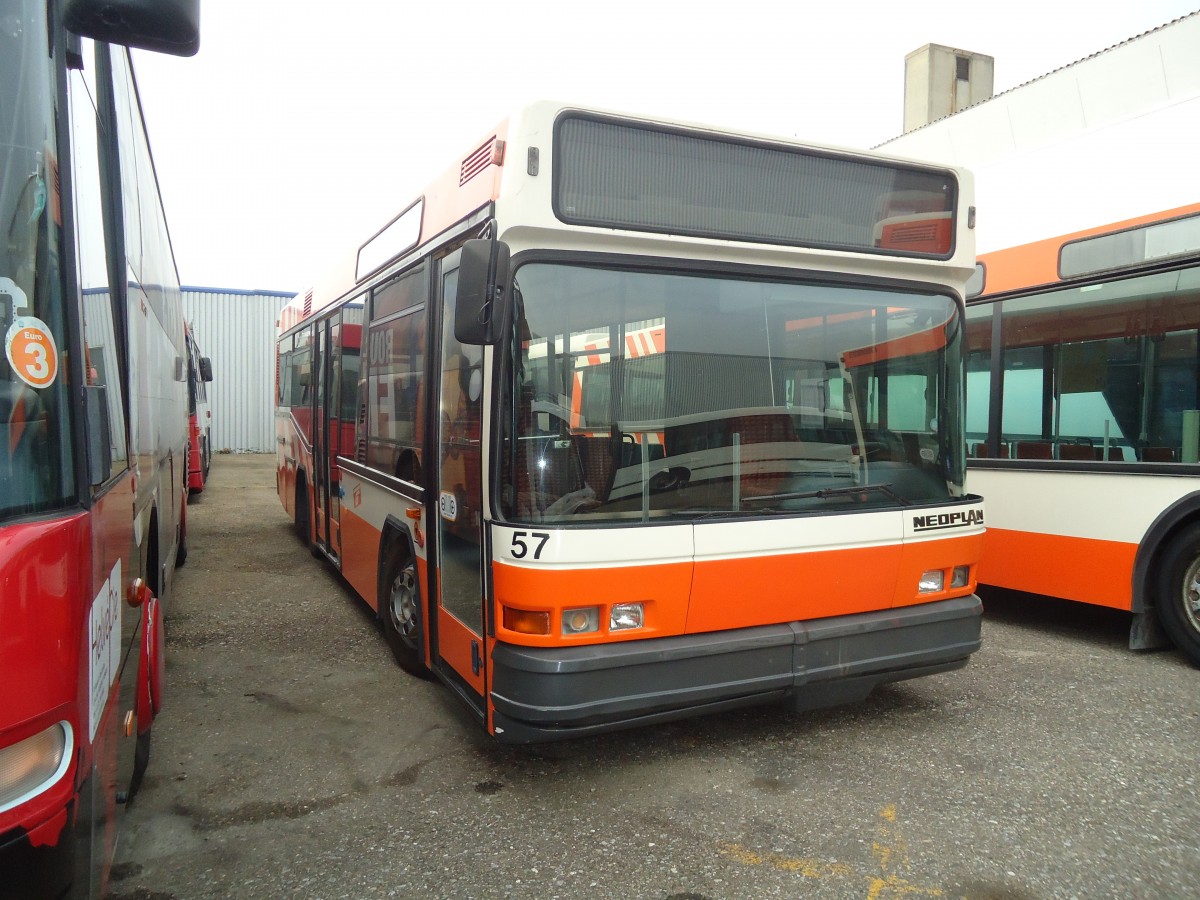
[375,515,416,616]
[1132,490,1200,612]
[293,468,311,543]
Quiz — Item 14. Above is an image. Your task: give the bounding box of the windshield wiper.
[743,483,912,506]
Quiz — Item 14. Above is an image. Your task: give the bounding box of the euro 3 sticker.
[5,315,59,389]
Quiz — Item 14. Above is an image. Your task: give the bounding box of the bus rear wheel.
[294,475,311,548]
[1157,523,1200,667]
[381,542,432,679]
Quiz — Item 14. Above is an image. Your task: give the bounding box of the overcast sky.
[130,1,1200,293]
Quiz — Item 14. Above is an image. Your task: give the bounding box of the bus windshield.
[0,0,76,521]
[502,263,964,523]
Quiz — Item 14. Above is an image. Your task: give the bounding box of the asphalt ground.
[107,454,1199,900]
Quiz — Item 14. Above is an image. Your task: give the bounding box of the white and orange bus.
[276,102,986,741]
[964,204,1200,665]
[878,14,1200,665]
[0,0,197,896]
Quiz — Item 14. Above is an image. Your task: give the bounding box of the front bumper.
[490,594,982,742]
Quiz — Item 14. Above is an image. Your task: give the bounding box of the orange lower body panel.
[980,527,1135,611]
[339,508,381,612]
[688,545,903,633]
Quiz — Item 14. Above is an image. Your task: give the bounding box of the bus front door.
[325,318,346,560]
[312,324,329,551]
[432,250,487,710]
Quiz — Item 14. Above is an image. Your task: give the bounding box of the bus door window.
[312,324,328,545]
[435,252,486,671]
[70,41,128,488]
[325,300,364,556]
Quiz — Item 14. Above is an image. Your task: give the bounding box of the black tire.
[380,540,432,678]
[174,506,188,568]
[295,475,311,548]
[1157,523,1200,667]
[128,727,152,805]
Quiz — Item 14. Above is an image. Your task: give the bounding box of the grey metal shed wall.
[182,287,294,453]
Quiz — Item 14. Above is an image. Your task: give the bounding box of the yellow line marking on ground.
[718,805,944,899]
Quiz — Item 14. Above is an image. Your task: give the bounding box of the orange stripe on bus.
[494,533,981,642]
[979,528,1135,611]
[840,323,950,370]
[981,201,1200,296]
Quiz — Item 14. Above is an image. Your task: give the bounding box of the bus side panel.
[969,468,1200,610]
[340,505,382,612]
[275,408,295,518]
[981,529,1136,611]
[89,468,139,899]
[337,468,426,615]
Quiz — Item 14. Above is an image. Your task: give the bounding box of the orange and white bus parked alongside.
[882,12,1200,665]
[0,0,197,896]
[962,205,1200,665]
[276,102,985,741]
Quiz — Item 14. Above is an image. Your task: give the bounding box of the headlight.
[610,602,645,631]
[918,569,945,593]
[0,721,73,813]
[950,565,971,588]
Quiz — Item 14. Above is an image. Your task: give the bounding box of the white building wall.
[881,12,1200,255]
[182,287,293,453]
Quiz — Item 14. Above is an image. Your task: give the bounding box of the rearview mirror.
[455,238,511,346]
[63,0,201,56]
[199,356,213,382]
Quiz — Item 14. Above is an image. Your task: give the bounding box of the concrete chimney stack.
[904,44,995,133]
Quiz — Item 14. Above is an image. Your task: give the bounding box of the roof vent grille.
[460,137,505,186]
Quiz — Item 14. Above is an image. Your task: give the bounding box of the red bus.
[0,1,198,896]
[185,323,214,495]
[277,103,985,742]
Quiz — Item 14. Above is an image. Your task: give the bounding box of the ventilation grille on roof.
[460,137,505,186]
[303,290,313,317]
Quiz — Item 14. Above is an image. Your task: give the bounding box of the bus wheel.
[174,503,188,568]
[381,542,432,678]
[295,475,311,548]
[1158,524,1200,667]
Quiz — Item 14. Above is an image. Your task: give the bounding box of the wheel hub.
[390,566,418,641]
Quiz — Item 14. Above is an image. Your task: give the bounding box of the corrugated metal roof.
[182,287,294,453]
[879,10,1200,146]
